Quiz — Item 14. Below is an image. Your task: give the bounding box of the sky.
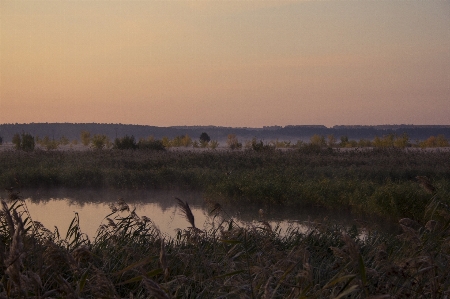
[1,0,449,127]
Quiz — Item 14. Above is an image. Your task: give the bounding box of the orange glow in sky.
[1,1,449,127]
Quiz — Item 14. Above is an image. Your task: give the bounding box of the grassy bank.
[0,148,449,221]
[1,191,449,298]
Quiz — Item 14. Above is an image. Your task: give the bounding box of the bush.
[114,135,137,150]
[209,140,219,149]
[250,138,275,152]
[80,130,91,146]
[137,139,166,151]
[91,134,109,150]
[38,135,59,150]
[227,134,242,150]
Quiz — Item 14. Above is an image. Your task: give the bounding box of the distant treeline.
[0,122,449,143]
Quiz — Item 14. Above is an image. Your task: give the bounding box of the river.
[2,188,396,240]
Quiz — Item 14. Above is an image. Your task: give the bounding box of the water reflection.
[4,188,397,239]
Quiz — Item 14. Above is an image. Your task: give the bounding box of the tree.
[420,135,450,148]
[310,134,326,147]
[40,136,59,150]
[36,135,59,151]
[227,134,242,150]
[250,138,274,152]
[59,136,70,146]
[181,135,193,147]
[91,134,109,150]
[327,135,337,148]
[393,133,409,148]
[12,133,21,150]
[0,136,2,145]
[161,137,171,147]
[340,136,349,147]
[12,132,35,151]
[200,132,211,143]
[209,140,219,149]
[373,134,393,148]
[358,139,372,147]
[80,131,91,146]
[436,135,450,147]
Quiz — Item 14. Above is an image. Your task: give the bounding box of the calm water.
[3,188,396,239]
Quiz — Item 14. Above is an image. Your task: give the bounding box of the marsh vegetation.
[1,187,450,298]
[0,147,449,297]
[1,148,449,221]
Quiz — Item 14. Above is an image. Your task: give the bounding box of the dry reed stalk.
[397,224,420,244]
[141,215,151,223]
[425,220,437,232]
[416,176,436,194]
[108,203,118,213]
[259,221,272,233]
[341,233,360,262]
[259,209,265,219]
[72,244,92,265]
[88,267,119,298]
[262,277,274,299]
[4,213,24,295]
[160,238,169,281]
[106,218,117,228]
[1,200,15,236]
[142,278,171,299]
[43,240,73,276]
[118,198,130,212]
[398,218,420,229]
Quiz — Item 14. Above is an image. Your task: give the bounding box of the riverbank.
[1,148,449,222]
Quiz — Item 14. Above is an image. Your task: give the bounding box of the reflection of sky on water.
[4,188,398,240]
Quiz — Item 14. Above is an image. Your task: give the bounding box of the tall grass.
[1,186,449,298]
[0,148,449,220]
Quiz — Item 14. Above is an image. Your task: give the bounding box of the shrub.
[310,134,326,147]
[80,130,91,146]
[250,138,274,152]
[38,135,59,150]
[114,135,137,150]
[137,139,165,151]
[209,140,219,149]
[420,135,449,148]
[91,134,109,150]
[227,134,242,150]
[59,135,70,145]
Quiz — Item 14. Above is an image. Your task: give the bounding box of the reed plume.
[176,198,196,229]
[415,176,436,194]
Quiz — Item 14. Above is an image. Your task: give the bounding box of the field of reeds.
[1,186,450,298]
[0,148,449,222]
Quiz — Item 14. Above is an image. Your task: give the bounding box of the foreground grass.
[1,189,450,298]
[1,148,449,221]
